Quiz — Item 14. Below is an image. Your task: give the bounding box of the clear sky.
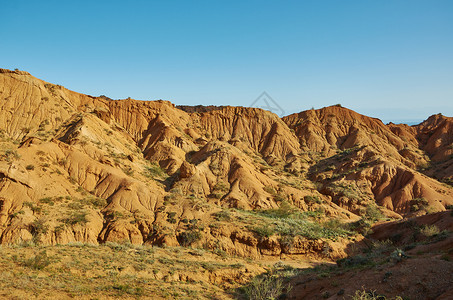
[2,0,452,123]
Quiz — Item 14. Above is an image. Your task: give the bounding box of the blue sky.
[2,1,452,123]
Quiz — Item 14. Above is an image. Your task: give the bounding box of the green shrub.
[263,186,276,195]
[68,202,84,210]
[105,241,134,251]
[323,218,351,232]
[39,197,54,205]
[325,165,335,171]
[144,163,166,178]
[84,197,107,209]
[30,218,49,238]
[275,218,348,240]
[211,181,230,199]
[111,284,144,296]
[3,149,20,162]
[241,273,291,300]
[259,201,296,219]
[213,181,229,192]
[59,211,88,225]
[178,230,202,246]
[410,197,429,212]
[211,191,224,199]
[348,218,373,235]
[249,203,354,241]
[274,193,287,202]
[23,201,41,213]
[364,204,385,222]
[251,225,275,238]
[390,249,408,262]
[419,224,440,237]
[213,210,231,221]
[304,195,322,204]
[351,289,403,300]
[166,211,177,224]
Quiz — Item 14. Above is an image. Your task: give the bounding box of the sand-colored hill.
[0,68,452,298]
[283,105,453,218]
[283,105,427,167]
[0,69,360,259]
[1,68,452,246]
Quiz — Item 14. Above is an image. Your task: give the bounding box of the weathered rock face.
[283,106,427,167]
[283,105,453,218]
[0,68,452,260]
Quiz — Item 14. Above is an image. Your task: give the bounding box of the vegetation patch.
[143,163,167,178]
[245,202,355,241]
[22,250,52,270]
[213,209,232,222]
[59,211,88,226]
[351,289,403,300]
[410,197,429,212]
[178,230,202,247]
[2,149,20,162]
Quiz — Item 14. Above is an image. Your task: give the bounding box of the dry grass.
[0,243,264,299]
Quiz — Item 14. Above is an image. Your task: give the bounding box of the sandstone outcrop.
[0,69,451,261]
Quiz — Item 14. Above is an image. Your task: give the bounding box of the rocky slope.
[0,68,452,261]
[283,106,453,217]
[1,68,452,299]
[286,211,453,300]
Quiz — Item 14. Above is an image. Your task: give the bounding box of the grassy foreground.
[0,242,268,300]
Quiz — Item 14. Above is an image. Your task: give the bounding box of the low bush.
[59,211,88,225]
[263,186,276,195]
[240,273,291,300]
[251,225,275,238]
[351,289,403,300]
[364,204,385,222]
[250,203,354,241]
[213,210,231,221]
[178,230,202,247]
[39,197,54,205]
[419,224,440,237]
[144,163,166,178]
[258,201,296,219]
[3,149,20,162]
[30,219,49,240]
[410,197,429,212]
[304,195,322,204]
